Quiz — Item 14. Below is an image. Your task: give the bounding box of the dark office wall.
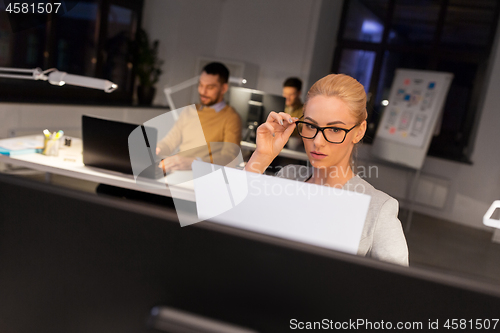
[142,0,328,105]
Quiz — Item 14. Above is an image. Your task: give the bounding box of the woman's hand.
[244,112,298,174]
[254,111,298,159]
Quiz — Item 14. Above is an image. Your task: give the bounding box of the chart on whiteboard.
[376,70,453,148]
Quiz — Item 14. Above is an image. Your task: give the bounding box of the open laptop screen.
[82,115,160,178]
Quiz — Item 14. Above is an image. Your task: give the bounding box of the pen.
[43,129,50,138]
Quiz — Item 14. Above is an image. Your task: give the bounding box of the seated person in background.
[282,77,304,150]
[245,74,409,266]
[282,77,304,120]
[157,62,242,172]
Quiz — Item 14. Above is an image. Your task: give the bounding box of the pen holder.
[43,137,61,156]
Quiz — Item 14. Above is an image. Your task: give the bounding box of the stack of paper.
[0,137,44,156]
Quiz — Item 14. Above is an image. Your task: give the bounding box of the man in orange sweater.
[157,62,242,172]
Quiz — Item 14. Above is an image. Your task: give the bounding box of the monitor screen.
[261,92,287,123]
[82,115,142,175]
[82,115,160,179]
[228,86,285,128]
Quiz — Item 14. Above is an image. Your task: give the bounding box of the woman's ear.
[353,120,367,144]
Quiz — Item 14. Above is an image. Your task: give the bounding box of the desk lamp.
[484,201,500,229]
[0,67,118,92]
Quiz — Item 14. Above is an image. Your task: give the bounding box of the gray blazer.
[276,165,409,266]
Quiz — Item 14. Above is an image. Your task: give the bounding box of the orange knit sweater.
[157,104,242,165]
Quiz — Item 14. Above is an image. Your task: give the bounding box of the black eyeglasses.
[295,121,359,144]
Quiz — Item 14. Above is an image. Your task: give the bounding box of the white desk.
[0,135,196,201]
[0,136,308,203]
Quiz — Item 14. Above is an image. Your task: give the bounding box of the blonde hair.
[304,74,368,170]
[305,74,367,124]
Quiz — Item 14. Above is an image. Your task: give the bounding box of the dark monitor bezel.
[228,86,285,128]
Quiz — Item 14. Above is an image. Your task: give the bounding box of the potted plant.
[133,28,164,105]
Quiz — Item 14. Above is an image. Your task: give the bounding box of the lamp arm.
[165,92,176,111]
[163,75,246,109]
[0,67,117,92]
[0,67,48,81]
[163,76,200,110]
[229,77,246,85]
[164,76,200,95]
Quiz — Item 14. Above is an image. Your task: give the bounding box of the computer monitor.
[261,93,287,123]
[228,86,285,141]
[3,173,500,332]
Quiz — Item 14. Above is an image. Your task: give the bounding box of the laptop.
[82,115,165,179]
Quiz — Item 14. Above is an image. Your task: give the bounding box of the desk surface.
[0,135,195,201]
[0,136,308,202]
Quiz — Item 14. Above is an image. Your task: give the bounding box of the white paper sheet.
[192,161,371,254]
[0,136,44,150]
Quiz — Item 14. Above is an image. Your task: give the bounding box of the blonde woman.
[245,74,408,266]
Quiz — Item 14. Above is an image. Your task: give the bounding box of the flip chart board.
[372,69,453,170]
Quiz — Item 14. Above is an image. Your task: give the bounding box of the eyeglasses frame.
[295,120,359,144]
